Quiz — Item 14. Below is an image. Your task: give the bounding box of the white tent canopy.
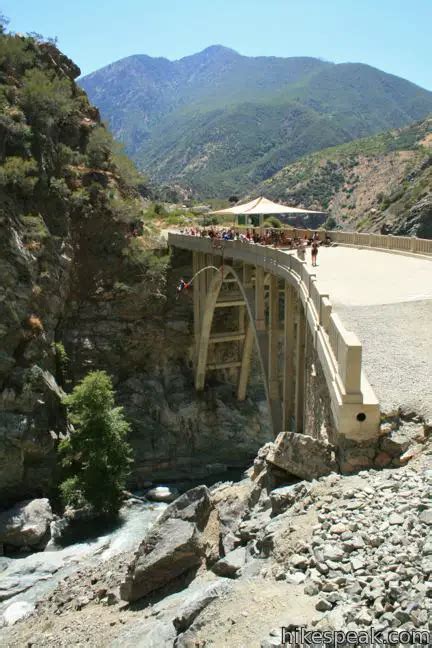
[210,196,325,217]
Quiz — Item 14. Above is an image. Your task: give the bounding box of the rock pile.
[1,442,431,646]
[269,465,432,635]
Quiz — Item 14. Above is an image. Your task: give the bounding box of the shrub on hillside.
[0,156,37,194]
[20,68,74,131]
[0,32,35,73]
[59,371,132,516]
[323,215,337,230]
[111,141,150,194]
[86,125,113,169]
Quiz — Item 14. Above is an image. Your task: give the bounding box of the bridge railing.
[197,224,432,256]
[327,230,432,255]
[270,246,363,399]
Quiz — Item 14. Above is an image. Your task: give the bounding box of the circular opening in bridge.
[356,412,366,422]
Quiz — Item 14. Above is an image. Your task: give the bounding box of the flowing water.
[0,468,247,626]
[0,499,166,626]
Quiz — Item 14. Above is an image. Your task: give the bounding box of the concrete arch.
[194,263,275,427]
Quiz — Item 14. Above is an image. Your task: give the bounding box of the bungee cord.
[176,245,226,298]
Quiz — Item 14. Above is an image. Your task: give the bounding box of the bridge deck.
[303,246,432,418]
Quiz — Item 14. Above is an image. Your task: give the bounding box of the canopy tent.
[210,196,325,225]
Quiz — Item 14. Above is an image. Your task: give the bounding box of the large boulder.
[146,485,179,503]
[266,431,337,480]
[0,498,53,548]
[210,479,256,554]
[120,486,213,602]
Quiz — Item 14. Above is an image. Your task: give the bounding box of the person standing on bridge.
[311,241,319,267]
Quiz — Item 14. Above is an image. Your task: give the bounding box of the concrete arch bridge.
[168,232,432,467]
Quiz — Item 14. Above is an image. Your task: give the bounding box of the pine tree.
[59,371,132,516]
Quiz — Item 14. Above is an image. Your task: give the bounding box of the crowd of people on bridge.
[175,226,330,296]
[178,225,332,257]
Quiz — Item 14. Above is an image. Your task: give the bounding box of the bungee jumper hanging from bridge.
[176,263,224,299]
[176,245,226,298]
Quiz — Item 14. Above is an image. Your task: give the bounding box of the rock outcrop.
[266,430,338,479]
[2,439,431,646]
[393,190,432,238]
[0,498,53,549]
[120,486,216,601]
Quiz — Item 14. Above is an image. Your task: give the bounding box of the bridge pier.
[283,283,295,431]
[268,275,282,432]
[255,266,266,332]
[294,299,306,433]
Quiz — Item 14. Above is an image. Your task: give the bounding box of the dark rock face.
[120,486,214,601]
[0,226,271,506]
[60,246,271,489]
[0,216,70,504]
[398,196,432,239]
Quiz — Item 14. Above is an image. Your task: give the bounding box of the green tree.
[87,125,113,168]
[59,371,132,516]
[20,68,74,130]
[323,215,337,230]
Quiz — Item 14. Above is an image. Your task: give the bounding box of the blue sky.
[3,0,432,89]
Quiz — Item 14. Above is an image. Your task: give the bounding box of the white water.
[0,499,165,626]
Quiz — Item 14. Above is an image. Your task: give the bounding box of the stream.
[0,467,247,627]
[0,499,166,626]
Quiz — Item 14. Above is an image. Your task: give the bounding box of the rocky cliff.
[0,34,270,506]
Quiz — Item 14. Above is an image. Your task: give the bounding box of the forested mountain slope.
[80,46,432,197]
[254,117,432,237]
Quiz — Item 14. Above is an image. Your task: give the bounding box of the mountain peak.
[180,45,240,63]
[200,45,239,56]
